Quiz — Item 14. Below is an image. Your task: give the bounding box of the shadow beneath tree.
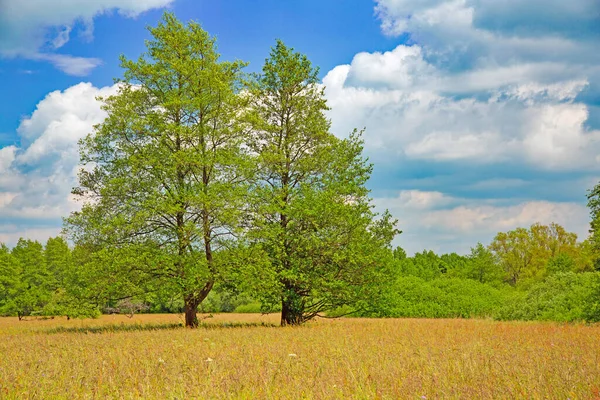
[44,321,277,334]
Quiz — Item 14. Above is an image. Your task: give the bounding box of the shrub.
[233,302,262,313]
[365,276,513,319]
[495,272,600,322]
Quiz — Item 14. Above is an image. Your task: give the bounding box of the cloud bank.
[323,0,600,253]
[0,0,174,75]
[0,83,119,244]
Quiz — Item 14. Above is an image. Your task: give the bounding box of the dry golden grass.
[1,314,600,399]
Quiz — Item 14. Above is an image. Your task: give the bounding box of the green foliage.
[325,304,358,318]
[489,227,534,285]
[396,250,445,280]
[587,183,600,269]
[45,237,71,290]
[0,244,18,316]
[5,239,52,319]
[366,275,513,319]
[495,272,600,322]
[547,253,575,275]
[490,223,582,286]
[393,246,407,261]
[233,302,263,313]
[197,286,265,314]
[584,273,600,322]
[0,238,101,319]
[142,291,184,314]
[41,289,101,319]
[463,243,504,284]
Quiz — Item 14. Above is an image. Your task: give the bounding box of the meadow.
[1,314,600,399]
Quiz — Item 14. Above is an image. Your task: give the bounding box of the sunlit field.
[1,314,600,399]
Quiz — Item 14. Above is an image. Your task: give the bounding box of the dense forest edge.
[2,12,600,326]
[3,220,600,324]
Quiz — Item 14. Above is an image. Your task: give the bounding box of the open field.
[1,314,600,399]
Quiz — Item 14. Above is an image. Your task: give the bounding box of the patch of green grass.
[44,320,277,334]
[45,322,185,334]
[199,321,277,329]
[233,302,262,313]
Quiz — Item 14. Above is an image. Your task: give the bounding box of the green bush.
[233,302,262,313]
[495,272,600,322]
[197,290,262,313]
[584,273,600,322]
[365,276,514,319]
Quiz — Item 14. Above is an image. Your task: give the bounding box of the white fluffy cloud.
[16,82,118,165]
[324,45,600,169]
[375,190,590,254]
[0,82,119,244]
[374,0,600,65]
[0,0,173,74]
[0,146,17,173]
[322,0,600,252]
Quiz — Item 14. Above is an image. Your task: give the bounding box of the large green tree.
[42,238,101,319]
[7,239,51,319]
[489,223,583,286]
[45,236,71,291]
[65,13,249,327]
[245,41,398,326]
[489,227,534,286]
[465,243,503,284]
[398,250,446,281]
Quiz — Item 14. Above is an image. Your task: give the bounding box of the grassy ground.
[1,314,599,399]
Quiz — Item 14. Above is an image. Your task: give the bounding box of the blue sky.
[0,0,599,254]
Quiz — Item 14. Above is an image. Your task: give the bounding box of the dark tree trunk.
[184,297,199,328]
[280,285,304,326]
[184,280,214,328]
[281,299,304,326]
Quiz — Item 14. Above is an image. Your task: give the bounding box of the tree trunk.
[184,280,214,328]
[184,296,200,328]
[280,286,304,326]
[281,299,304,326]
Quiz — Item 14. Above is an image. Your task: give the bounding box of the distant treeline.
[361,224,600,322]
[1,221,599,322]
